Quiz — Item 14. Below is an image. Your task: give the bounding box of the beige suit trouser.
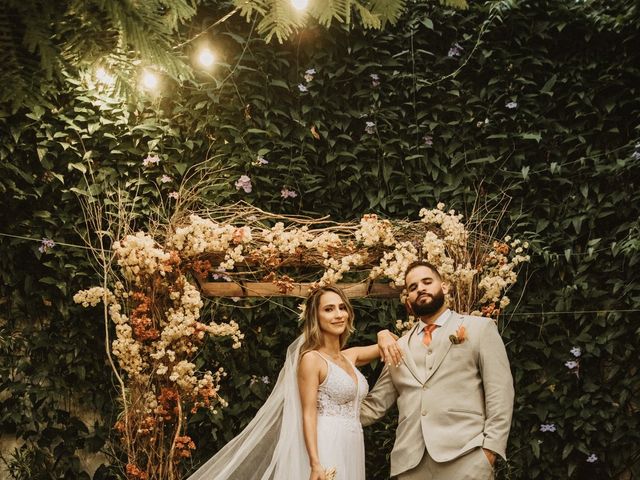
[397,447,494,480]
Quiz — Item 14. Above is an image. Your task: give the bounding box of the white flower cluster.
[370,241,418,287]
[169,215,249,257]
[109,302,146,378]
[355,214,395,247]
[477,236,530,306]
[73,287,115,307]
[194,368,228,413]
[114,232,171,285]
[259,222,313,255]
[169,360,198,391]
[155,277,203,355]
[219,244,245,271]
[201,320,244,349]
[419,203,468,246]
[307,231,343,254]
[395,317,416,334]
[319,253,365,285]
[421,231,454,277]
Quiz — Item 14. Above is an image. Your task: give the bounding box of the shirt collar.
[418,308,452,330]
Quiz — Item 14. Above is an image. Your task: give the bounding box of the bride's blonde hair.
[300,286,355,358]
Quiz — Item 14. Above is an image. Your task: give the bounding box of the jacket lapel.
[423,313,460,384]
[399,324,424,384]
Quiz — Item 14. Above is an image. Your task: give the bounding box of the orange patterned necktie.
[423,324,439,346]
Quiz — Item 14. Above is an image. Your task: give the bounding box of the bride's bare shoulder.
[298,350,327,380]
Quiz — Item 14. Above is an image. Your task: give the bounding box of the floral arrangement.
[169,203,528,319]
[74,202,527,479]
[74,230,243,479]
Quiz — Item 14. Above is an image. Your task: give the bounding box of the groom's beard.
[410,289,445,316]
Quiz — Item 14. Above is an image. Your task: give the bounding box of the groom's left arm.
[478,318,515,461]
[359,364,398,426]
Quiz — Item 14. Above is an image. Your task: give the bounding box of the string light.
[141,70,159,91]
[197,48,216,68]
[291,0,308,10]
[95,66,115,86]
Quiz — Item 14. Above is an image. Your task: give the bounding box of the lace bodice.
[316,353,369,420]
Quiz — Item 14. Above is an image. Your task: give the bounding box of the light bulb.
[141,70,159,90]
[291,0,308,10]
[198,48,216,68]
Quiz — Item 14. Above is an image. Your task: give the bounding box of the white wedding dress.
[312,352,369,480]
[185,336,369,480]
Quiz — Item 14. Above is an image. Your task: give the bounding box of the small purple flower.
[143,154,160,167]
[565,360,578,370]
[261,376,270,384]
[39,238,55,253]
[586,453,598,463]
[159,175,171,184]
[281,187,298,199]
[570,346,582,357]
[370,73,380,87]
[256,156,269,165]
[297,83,308,93]
[305,68,316,75]
[423,135,433,146]
[365,121,376,134]
[448,43,463,57]
[506,101,518,109]
[235,175,252,193]
[539,423,556,433]
[168,191,179,200]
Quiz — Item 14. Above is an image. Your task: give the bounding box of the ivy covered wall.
[0,0,638,478]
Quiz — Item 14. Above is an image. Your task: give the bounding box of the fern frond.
[368,0,406,26]
[353,2,381,30]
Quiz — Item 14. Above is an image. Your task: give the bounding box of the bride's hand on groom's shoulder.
[377,329,403,367]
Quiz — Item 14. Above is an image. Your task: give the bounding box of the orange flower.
[456,325,466,341]
[449,325,467,344]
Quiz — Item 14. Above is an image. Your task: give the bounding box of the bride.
[186,285,401,480]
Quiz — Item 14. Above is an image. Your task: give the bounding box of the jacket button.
[421,410,427,416]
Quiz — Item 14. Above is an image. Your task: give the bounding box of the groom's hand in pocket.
[483,448,496,466]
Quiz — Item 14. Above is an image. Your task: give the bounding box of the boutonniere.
[449,325,467,344]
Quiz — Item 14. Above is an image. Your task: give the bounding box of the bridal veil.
[186,335,309,479]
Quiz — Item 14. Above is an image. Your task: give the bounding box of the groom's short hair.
[404,260,442,282]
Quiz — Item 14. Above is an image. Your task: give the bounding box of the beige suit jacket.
[360,311,514,477]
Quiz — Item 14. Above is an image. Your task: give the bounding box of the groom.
[361,261,514,479]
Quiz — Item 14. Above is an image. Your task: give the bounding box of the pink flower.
[281,187,298,199]
[168,191,179,200]
[235,175,252,193]
[39,238,55,253]
[159,175,171,184]
[143,154,160,167]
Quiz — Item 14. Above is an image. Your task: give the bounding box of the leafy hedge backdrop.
[1,0,639,479]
